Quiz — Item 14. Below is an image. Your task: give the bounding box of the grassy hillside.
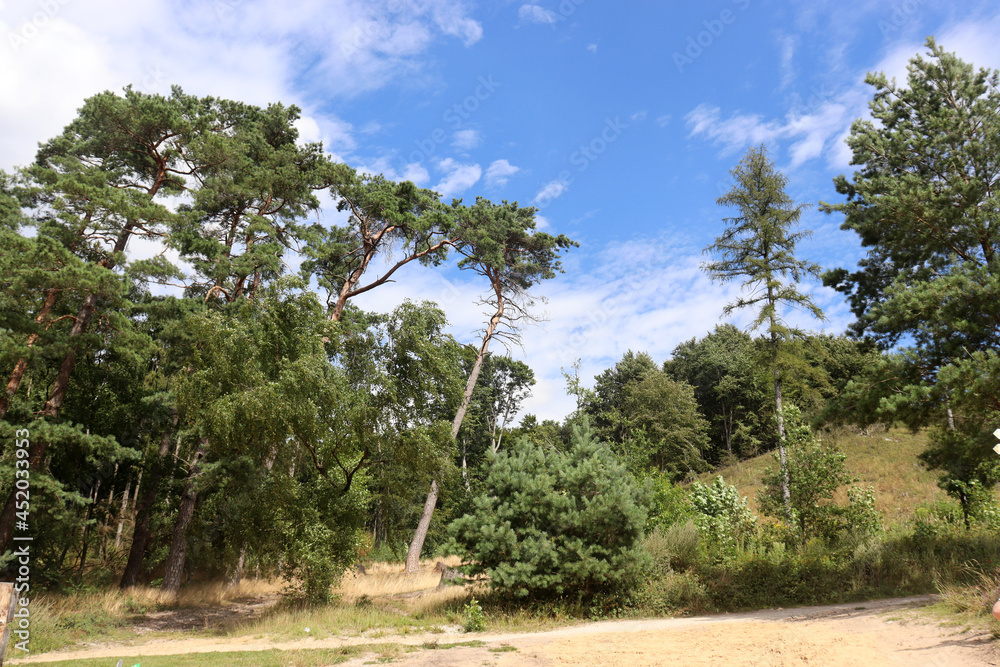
[697,426,948,525]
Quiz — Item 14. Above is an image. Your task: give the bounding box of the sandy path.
[9,596,997,666]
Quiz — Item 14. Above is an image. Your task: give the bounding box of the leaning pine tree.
[702,145,825,525]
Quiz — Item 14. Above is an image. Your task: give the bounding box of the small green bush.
[462,598,487,632]
[449,419,650,601]
[644,521,701,571]
[634,570,711,615]
[759,406,883,541]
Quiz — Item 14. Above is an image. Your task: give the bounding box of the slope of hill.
[698,427,947,524]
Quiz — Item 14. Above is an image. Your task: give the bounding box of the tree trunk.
[404,291,504,573]
[404,479,438,573]
[162,440,205,597]
[0,288,59,419]
[226,547,246,589]
[461,441,471,492]
[774,366,792,525]
[114,477,131,550]
[766,280,793,527]
[120,415,176,589]
[76,481,100,576]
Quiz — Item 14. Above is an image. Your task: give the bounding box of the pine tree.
[702,145,825,523]
[449,419,648,600]
[822,40,1000,519]
[404,198,574,572]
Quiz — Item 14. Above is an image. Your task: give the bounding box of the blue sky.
[3,0,1000,420]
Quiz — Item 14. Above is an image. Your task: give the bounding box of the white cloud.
[350,157,428,186]
[294,116,323,144]
[656,114,672,127]
[686,105,785,153]
[403,162,430,185]
[586,43,597,53]
[518,4,557,24]
[686,16,1000,172]
[534,214,551,229]
[434,158,482,199]
[0,0,484,171]
[686,98,857,167]
[452,128,481,150]
[533,178,569,205]
[778,34,797,90]
[630,110,648,122]
[431,3,484,46]
[485,159,520,188]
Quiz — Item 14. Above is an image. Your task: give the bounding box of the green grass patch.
[421,640,486,649]
[490,644,518,653]
[222,597,457,640]
[18,644,417,667]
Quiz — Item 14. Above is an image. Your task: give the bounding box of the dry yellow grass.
[696,426,949,524]
[335,556,466,602]
[171,578,286,606]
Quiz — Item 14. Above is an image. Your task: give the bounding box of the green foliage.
[172,281,372,596]
[665,325,771,460]
[582,351,710,479]
[457,353,535,466]
[623,373,710,479]
[688,477,756,559]
[301,165,455,318]
[703,145,825,339]
[758,407,882,540]
[702,144,826,520]
[453,197,577,294]
[586,350,658,443]
[634,528,710,614]
[822,39,1000,514]
[845,486,883,537]
[462,597,487,632]
[449,420,650,601]
[645,521,701,572]
[647,475,696,529]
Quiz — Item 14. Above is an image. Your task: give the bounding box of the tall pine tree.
[702,145,825,523]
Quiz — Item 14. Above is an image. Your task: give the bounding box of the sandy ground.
[9,596,998,666]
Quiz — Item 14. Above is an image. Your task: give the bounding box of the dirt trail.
[9,595,998,666]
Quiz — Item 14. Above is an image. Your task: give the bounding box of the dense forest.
[2,38,1000,620]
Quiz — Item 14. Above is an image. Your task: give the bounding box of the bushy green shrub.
[633,569,711,615]
[759,406,882,540]
[689,476,756,559]
[644,521,701,572]
[912,498,966,540]
[648,473,696,529]
[845,485,882,536]
[449,419,650,601]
